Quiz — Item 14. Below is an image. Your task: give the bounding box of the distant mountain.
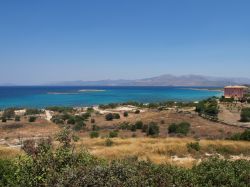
[48,74,250,87]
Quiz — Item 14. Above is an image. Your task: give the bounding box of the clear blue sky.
[0,0,249,85]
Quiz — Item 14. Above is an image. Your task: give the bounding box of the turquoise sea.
[0,86,223,109]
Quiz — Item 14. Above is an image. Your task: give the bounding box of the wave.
[78,89,106,92]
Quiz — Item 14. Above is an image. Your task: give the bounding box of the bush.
[2,108,15,119]
[67,117,76,125]
[90,131,99,138]
[196,98,219,120]
[230,130,250,141]
[105,138,113,146]
[187,142,200,152]
[90,118,95,123]
[135,121,143,129]
[142,124,148,133]
[146,122,160,136]
[123,111,128,117]
[240,108,250,122]
[25,108,43,115]
[109,130,118,138]
[113,113,120,119]
[46,106,74,113]
[130,124,137,132]
[92,124,100,131]
[135,110,140,114]
[105,113,114,121]
[168,122,191,135]
[73,121,85,131]
[1,117,7,122]
[14,116,20,122]
[28,116,36,122]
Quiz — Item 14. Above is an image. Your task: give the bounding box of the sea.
[0,86,223,109]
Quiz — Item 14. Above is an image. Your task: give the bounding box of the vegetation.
[135,120,143,129]
[187,142,201,152]
[146,122,160,136]
[134,109,140,114]
[46,106,75,113]
[123,111,128,117]
[168,122,191,135]
[229,130,250,141]
[219,96,234,103]
[90,131,99,138]
[2,108,15,119]
[109,130,119,138]
[196,97,219,121]
[25,108,44,115]
[28,116,36,122]
[0,129,249,186]
[105,113,114,121]
[240,107,250,122]
[14,116,20,122]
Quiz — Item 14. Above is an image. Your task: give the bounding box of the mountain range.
[49,74,250,87]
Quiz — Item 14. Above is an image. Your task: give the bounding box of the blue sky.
[0,0,249,85]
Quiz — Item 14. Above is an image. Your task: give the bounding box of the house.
[224,85,248,99]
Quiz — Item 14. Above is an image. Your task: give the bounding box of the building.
[224,85,248,99]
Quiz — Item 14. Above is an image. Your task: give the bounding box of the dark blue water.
[0,86,222,109]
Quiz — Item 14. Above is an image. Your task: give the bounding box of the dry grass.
[76,137,250,167]
[0,146,23,159]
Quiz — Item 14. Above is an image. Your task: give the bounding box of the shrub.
[90,118,95,123]
[168,122,191,135]
[187,142,200,152]
[123,111,128,117]
[146,122,160,136]
[46,106,74,113]
[160,119,165,124]
[196,98,219,120]
[25,108,43,115]
[73,121,85,131]
[135,110,140,114]
[67,117,76,125]
[2,108,15,119]
[105,113,114,121]
[135,121,143,129]
[14,116,20,122]
[92,124,100,131]
[1,117,7,122]
[90,131,99,138]
[119,122,131,130]
[240,108,250,122]
[142,124,148,133]
[230,130,250,141]
[28,116,36,122]
[109,130,118,138]
[105,138,113,146]
[113,113,120,119]
[130,124,137,132]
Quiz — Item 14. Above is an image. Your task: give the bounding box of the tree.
[105,113,114,121]
[123,111,128,117]
[146,122,159,136]
[240,108,250,122]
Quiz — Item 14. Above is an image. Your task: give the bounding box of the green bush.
[196,98,219,120]
[240,108,250,122]
[0,128,250,187]
[105,113,114,121]
[187,142,200,152]
[1,117,7,122]
[135,110,140,114]
[168,122,191,135]
[109,130,118,138]
[92,124,100,131]
[105,138,113,146]
[28,116,36,122]
[130,124,137,132]
[73,121,85,131]
[123,111,128,117]
[67,117,76,125]
[46,106,75,113]
[113,113,120,119]
[230,130,250,141]
[14,116,20,121]
[135,121,143,129]
[119,122,131,130]
[2,108,15,119]
[90,131,99,138]
[25,108,44,115]
[146,122,160,136]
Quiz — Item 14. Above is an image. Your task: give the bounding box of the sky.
[0,0,250,85]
